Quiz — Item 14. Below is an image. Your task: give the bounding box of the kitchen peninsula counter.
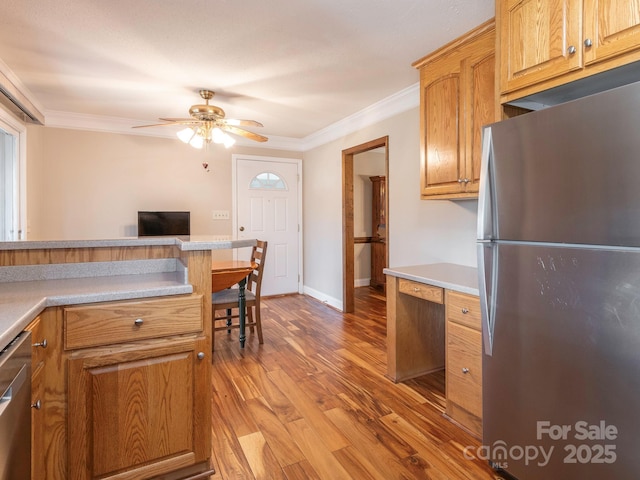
[0,236,255,351]
[0,235,254,479]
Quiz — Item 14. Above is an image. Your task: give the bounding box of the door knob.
[239,226,245,231]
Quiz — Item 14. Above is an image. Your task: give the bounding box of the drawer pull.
[461,308,469,314]
[413,287,420,292]
[134,318,144,326]
[32,400,42,410]
[33,339,48,349]
[197,352,205,360]
[462,367,470,374]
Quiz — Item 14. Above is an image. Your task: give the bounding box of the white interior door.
[233,155,302,296]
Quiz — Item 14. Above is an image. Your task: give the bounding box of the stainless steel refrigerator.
[477,81,640,479]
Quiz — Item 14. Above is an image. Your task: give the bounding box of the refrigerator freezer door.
[487,81,640,247]
[484,242,640,479]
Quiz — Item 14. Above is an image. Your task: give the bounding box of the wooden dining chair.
[212,240,267,346]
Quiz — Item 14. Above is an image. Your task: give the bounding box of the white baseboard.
[302,285,343,311]
[354,278,371,287]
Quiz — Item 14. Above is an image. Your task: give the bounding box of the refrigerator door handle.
[477,242,496,356]
[477,125,494,241]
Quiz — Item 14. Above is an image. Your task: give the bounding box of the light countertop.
[0,235,256,251]
[383,263,479,296]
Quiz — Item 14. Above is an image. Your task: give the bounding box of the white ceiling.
[0,0,494,145]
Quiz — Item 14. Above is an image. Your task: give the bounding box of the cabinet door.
[31,365,45,480]
[463,41,495,193]
[421,72,464,197]
[583,0,640,64]
[68,337,210,479]
[499,0,582,94]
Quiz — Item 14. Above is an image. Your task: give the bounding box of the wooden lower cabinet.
[30,294,213,480]
[67,336,210,479]
[445,291,483,437]
[25,315,46,480]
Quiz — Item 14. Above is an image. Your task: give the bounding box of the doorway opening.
[342,136,389,313]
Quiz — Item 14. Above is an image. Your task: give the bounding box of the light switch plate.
[212,210,230,220]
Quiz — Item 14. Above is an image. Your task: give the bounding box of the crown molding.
[300,82,419,151]
[0,57,46,124]
[43,82,419,152]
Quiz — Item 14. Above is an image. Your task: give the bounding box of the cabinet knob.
[463,178,470,184]
[31,400,42,410]
[134,318,144,326]
[197,352,205,360]
[33,339,48,348]
[413,287,420,292]
[457,178,464,183]
[461,307,469,314]
[584,38,593,47]
[462,368,470,374]
[568,45,577,55]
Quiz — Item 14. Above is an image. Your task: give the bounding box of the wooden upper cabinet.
[583,0,640,65]
[499,0,640,101]
[414,19,496,200]
[499,0,582,94]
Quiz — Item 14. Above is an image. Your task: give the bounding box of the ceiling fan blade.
[222,119,264,128]
[132,118,203,128]
[158,117,202,123]
[220,125,268,142]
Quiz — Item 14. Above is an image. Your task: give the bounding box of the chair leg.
[254,304,263,344]
[226,308,232,334]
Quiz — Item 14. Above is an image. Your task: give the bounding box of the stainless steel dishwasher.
[0,331,31,479]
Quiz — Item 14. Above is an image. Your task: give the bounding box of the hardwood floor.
[210,287,499,479]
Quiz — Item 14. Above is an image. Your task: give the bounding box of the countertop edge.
[384,263,479,296]
[0,236,257,251]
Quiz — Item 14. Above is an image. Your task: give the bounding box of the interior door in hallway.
[234,156,301,296]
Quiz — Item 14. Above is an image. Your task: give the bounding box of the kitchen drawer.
[446,321,482,418]
[398,278,443,304]
[446,291,480,330]
[64,294,203,350]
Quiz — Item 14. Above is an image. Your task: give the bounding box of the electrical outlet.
[212,210,230,220]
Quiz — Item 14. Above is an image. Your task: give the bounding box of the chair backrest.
[247,240,267,296]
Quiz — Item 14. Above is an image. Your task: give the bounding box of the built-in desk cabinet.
[386,274,483,437]
[28,294,212,480]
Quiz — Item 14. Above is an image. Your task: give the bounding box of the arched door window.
[249,172,287,190]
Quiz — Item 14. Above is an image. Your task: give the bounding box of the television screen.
[137,211,190,236]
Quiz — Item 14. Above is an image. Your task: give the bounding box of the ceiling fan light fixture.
[211,127,225,144]
[177,127,195,144]
[133,89,268,152]
[223,134,236,148]
[189,129,205,149]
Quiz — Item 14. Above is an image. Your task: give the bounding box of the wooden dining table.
[211,260,257,347]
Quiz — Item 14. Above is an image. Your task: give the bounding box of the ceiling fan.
[133,89,268,148]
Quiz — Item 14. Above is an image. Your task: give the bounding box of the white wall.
[302,107,478,309]
[25,126,301,256]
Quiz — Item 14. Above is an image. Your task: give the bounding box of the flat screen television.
[137,211,190,236]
